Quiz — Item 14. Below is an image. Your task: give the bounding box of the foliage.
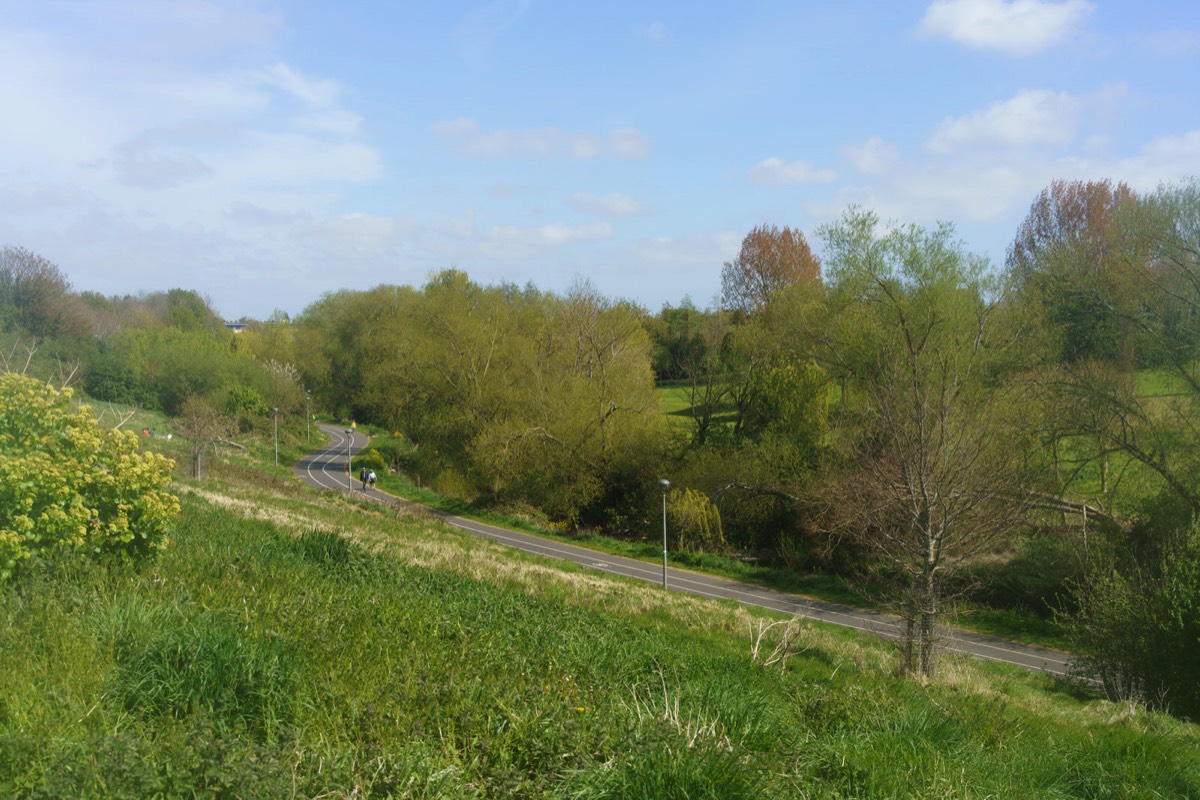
[667,486,724,552]
[1007,179,1138,364]
[296,274,667,526]
[350,447,387,474]
[721,224,820,316]
[810,207,1036,677]
[176,395,228,480]
[0,246,89,340]
[0,373,179,582]
[1061,497,1200,720]
[1034,180,1200,511]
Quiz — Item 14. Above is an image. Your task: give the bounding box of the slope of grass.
[2,468,1197,798]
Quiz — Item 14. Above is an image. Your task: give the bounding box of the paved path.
[295,424,1073,677]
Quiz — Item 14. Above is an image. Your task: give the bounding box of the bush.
[0,373,179,582]
[668,487,724,552]
[1060,499,1200,720]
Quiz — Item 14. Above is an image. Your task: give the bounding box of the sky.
[1,0,1198,321]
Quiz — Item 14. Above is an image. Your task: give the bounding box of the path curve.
[294,424,1073,677]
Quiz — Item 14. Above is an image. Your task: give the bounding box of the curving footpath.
[294,424,1073,677]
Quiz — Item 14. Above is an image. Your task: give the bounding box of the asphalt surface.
[295,424,1074,677]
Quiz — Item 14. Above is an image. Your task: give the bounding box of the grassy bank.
[2,467,1197,797]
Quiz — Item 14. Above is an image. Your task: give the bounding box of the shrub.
[1060,499,1200,720]
[0,373,179,582]
[668,487,724,553]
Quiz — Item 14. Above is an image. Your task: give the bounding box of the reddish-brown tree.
[1007,179,1138,363]
[720,224,820,315]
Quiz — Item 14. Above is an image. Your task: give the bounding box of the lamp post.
[305,391,312,443]
[345,429,353,490]
[273,407,279,466]
[659,478,670,589]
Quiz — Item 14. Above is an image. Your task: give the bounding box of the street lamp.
[305,391,312,443]
[345,429,354,490]
[659,478,670,589]
[273,407,279,466]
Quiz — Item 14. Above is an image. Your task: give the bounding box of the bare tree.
[813,208,1034,677]
[176,396,228,480]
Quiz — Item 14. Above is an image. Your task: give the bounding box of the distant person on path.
[368,470,377,490]
[359,467,367,490]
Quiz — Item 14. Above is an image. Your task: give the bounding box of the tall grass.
[2,477,1197,797]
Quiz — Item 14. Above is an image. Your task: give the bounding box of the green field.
[3,463,1197,798]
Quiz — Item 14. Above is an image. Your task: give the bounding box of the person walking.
[359,467,368,490]
[368,470,377,490]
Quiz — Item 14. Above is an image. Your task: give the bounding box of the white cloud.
[632,232,742,266]
[746,157,837,185]
[260,62,339,107]
[568,192,648,216]
[845,137,902,175]
[926,89,1083,153]
[431,118,651,159]
[488,221,613,247]
[112,146,213,189]
[609,128,653,158]
[919,0,1094,56]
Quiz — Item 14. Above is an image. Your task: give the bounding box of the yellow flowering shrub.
[0,373,179,582]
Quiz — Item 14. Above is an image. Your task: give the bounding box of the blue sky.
[1,0,1198,320]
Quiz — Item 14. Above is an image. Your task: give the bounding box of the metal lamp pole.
[345,429,353,490]
[305,391,312,443]
[659,478,670,589]
[273,407,279,466]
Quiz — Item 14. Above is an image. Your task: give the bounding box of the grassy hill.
[3,461,1198,798]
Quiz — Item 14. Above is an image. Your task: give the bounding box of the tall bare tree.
[814,208,1034,677]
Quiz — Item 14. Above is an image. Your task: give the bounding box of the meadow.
[2,460,1197,798]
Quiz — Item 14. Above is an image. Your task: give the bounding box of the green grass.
[1137,367,1196,397]
[2,473,1197,797]
[656,380,695,417]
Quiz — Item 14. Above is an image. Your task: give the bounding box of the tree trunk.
[919,575,939,678]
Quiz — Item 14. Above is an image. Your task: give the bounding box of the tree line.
[2,177,1198,711]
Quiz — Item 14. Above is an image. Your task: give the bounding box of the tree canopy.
[721,224,820,316]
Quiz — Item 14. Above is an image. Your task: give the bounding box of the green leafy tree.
[0,246,89,340]
[1042,180,1200,511]
[1007,179,1138,364]
[0,373,179,581]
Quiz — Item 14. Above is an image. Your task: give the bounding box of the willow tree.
[814,207,1034,677]
[470,282,666,524]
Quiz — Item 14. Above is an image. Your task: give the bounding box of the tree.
[721,224,820,316]
[1007,179,1138,363]
[177,395,228,480]
[0,373,179,582]
[813,208,1033,677]
[1038,180,1200,512]
[0,246,89,340]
